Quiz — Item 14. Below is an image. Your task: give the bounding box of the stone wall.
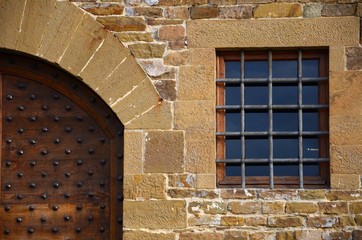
[1,0,362,239]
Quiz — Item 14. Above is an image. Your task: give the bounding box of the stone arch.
[0,0,166,128]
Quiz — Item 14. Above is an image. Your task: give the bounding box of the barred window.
[216,50,329,189]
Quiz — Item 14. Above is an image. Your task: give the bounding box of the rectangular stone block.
[254,3,302,18]
[350,201,362,214]
[169,174,196,188]
[16,0,56,55]
[188,215,221,226]
[124,174,166,199]
[245,216,267,226]
[262,202,285,214]
[331,145,362,174]
[0,1,26,49]
[326,190,362,201]
[179,232,223,240]
[123,200,186,229]
[97,16,146,31]
[330,174,360,189]
[286,202,318,214]
[123,231,175,240]
[144,130,184,173]
[124,130,143,174]
[59,14,108,76]
[186,139,216,174]
[268,216,305,227]
[228,201,261,214]
[187,17,360,48]
[330,115,362,145]
[38,1,85,62]
[319,202,348,214]
[298,189,326,200]
[220,189,257,199]
[329,46,345,72]
[307,216,337,228]
[196,174,216,189]
[189,48,216,66]
[221,216,245,226]
[224,231,248,240]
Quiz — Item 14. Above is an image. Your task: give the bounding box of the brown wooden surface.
[0,52,124,239]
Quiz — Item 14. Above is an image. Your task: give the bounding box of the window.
[216,50,329,189]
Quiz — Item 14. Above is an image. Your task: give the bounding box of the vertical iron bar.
[298,50,304,189]
[268,50,274,189]
[241,51,246,189]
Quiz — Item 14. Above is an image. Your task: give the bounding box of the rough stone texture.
[268,216,304,227]
[16,0,56,55]
[330,115,362,145]
[116,32,153,42]
[331,145,362,174]
[164,50,189,66]
[154,80,177,101]
[262,202,285,214]
[329,46,345,72]
[164,7,190,19]
[221,216,246,226]
[179,232,223,240]
[330,174,360,189]
[188,215,221,226]
[59,14,108,76]
[159,25,185,41]
[144,130,184,173]
[224,231,249,240]
[286,202,318,214]
[123,231,175,240]
[81,3,124,15]
[228,201,261,214]
[221,189,257,199]
[38,1,85,62]
[326,190,362,201]
[349,201,362,214]
[322,4,357,16]
[126,101,173,129]
[186,139,216,174]
[218,6,253,19]
[211,0,237,4]
[196,174,216,189]
[307,216,337,228]
[258,189,299,200]
[123,200,186,229]
[254,3,302,18]
[169,174,196,188]
[0,0,26,49]
[295,230,322,240]
[148,18,184,25]
[319,202,348,214]
[178,66,215,100]
[299,190,326,200]
[245,216,268,226]
[168,189,219,198]
[124,174,166,199]
[187,17,360,48]
[190,6,218,19]
[124,131,143,174]
[303,3,323,17]
[189,48,216,66]
[128,43,166,58]
[249,232,275,240]
[133,7,163,17]
[97,16,146,31]
[346,46,362,70]
[139,59,169,77]
[339,216,355,227]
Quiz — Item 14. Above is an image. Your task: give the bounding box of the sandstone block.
[124,131,143,174]
[218,6,253,19]
[153,80,176,101]
[221,216,246,226]
[111,78,161,124]
[38,1,85,62]
[188,215,221,226]
[276,231,295,240]
[187,17,360,48]
[307,216,337,228]
[138,59,169,77]
[245,216,268,226]
[326,190,362,201]
[210,0,237,4]
[329,46,345,72]
[159,26,185,41]
[190,48,216,66]
[169,174,196,188]
[97,16,146,31]
[303,3,322,18]
[339,216,356,227]
[188,202,202,215]
[346,46,362,70]
[331,145,362,174]
[262,202,285,214]
[196,174,216,189]
[350,201,362,214]
[220,189,257,199]
[59,14,107,76]
[123,231,175,240]
[354,230,362,240]
[254,3,302,18]
[164,50,189,66]
[133,7,163,17]
[286,202,318,214]
[186,139,216,174]
[168,189,219,198]
[0,1,26,49]
[249,232,275,240]
[298,189,326,200]
[228,201,261,214]
[158,0,208,6]
[268,216,304,227]
[179,232,223,240]
[258,189,298,200]
[81,3,124,15]
[295,230,322,240]
[116,32,153,42]
[126,101,173,129]
[191,6,218,19]
[178,66,215,100]
[322,4,357,16]
[144,130,184,173]
[80,33,130,87]
[323,231,352,240]
[123,200,186,229]
[148,18,184,25]
[128,43,166,58]
[330,116,362,145]
[224,231,248,240]
[164,7,190,19]
[16,0,56,55]
[318,202,348,214]
[124,174,166,199]
[355,215,362,225]
[203,201,228,214]
[330,174,360,189]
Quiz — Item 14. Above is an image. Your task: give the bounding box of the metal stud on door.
[0,52,124,240]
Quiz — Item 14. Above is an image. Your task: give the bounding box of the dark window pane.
[303,138,319,158]
[245,111,268,132]
[303,84,318,105]
[274,138,298,158]
[304,163,320,176]
[273,84,298,105]
[225,61,241,78]
[226,112,241,132]
[303,111,319,131]
[245,138,268,159]
[273,112,298,132]
[226,164,240,176]
[226,86,241,105]
[226,139,241,159]
[245,61,268,78]
[274,163,298,176]
[302,60,319,78]
[246,163,269,176]
[245,84,268,105]
[273,60,298,78]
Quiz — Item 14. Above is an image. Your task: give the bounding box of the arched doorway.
[0,51,124,239]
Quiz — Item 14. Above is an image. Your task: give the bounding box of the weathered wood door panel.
[0,52,123,239]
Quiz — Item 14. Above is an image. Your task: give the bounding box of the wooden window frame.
[216,50,329,189]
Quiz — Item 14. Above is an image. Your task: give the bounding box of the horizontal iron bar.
[216,77,328,83]
[216,104,329,110]
[216,158,330,163]
[216,131,329,136]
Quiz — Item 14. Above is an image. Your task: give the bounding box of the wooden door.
[0,52,124,239]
